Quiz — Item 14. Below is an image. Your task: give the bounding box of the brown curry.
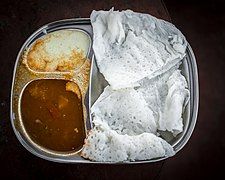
[21,79,85,152]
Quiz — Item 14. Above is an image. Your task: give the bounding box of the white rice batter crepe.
[91,86,157,135]
[82,9,190,162]
[82,119,174,162]
[137,67,189,136]
[91,9,187,89]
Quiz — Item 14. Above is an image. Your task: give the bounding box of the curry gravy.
[21,79,85,152]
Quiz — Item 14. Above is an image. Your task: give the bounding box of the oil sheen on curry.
[21,79,86,152]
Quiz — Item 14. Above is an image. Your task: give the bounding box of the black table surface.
[0,0,225,179]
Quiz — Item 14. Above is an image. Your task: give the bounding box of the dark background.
[0,0,225,179]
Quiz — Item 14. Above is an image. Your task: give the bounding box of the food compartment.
[23,29,91,73]
[11,21,93,160]
[19,79,86,153]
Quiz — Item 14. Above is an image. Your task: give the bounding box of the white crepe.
[91,9,187,89]
[81,120,174,162]
[91,86,157,136]
[82,9,190,162]
[137,67,189,136]
[159,70,189,135]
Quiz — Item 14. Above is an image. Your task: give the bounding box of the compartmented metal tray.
[10,18,199,163]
